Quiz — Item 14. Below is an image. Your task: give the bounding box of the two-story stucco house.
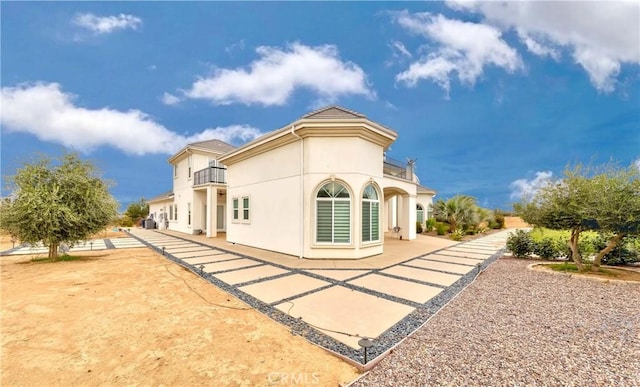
[148,106,435,259]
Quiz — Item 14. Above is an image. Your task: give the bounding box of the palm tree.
[433,195,479,232]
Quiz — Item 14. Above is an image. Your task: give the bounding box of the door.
[216,204,225,231]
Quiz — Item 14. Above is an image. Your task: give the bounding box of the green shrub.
[493,210,505,229]
[533,237,559,260]
[488,220,499,229]
[425,218,436,232]
[593,234,640,266]
[416,221,423,234]
[435,222,449,235]
[476,225,489,234]
[450,228,465,241]
[506,230,534,258]
[118,215,134,227]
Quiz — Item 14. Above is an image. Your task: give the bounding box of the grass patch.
[529,227,598,242]
[31,254,84,263]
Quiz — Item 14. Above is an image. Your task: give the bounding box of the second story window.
[188,155,192,179]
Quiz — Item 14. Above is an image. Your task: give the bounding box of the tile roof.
[188,139,236,153]
[301,105,367,120]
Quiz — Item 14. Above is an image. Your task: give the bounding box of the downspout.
[291,125,304,259]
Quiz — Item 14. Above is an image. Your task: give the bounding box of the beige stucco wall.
[225,135,414,259]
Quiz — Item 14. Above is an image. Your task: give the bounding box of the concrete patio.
[127,228,512,366]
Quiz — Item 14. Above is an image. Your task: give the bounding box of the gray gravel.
[354,258,640,386]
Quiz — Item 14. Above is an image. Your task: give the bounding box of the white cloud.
[509,171,554,201]
[161,92,181,106]
[446,1,640,92]
[393,11,522,92]
[182,42,375,106]
[72,13,142,34]
[517,31,560,60]
[0,82,261,155]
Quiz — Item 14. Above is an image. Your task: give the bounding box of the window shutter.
[333,200,350,243]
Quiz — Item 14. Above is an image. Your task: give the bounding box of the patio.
[128,228,511,367]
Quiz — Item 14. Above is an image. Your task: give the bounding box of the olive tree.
[0,153,119,260]
[515,162,640,271]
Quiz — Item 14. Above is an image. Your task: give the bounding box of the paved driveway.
[128,229,511,366]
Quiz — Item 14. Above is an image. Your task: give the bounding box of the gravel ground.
[354,257,640,386]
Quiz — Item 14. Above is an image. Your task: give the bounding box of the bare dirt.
[1,247,359,386]
[532,262,640,282]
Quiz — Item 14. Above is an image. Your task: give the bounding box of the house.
[148,106,436,259]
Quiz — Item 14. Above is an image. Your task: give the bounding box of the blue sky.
[2,1,639,211]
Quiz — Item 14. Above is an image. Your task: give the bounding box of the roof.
[417,184,437,194]
[220,105,398,165]
[188,139,236,153]
[169,139,235,164]
[146,190,174,203]
[301,105,367,120]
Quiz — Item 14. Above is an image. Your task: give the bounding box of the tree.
[433,195,480,232]
[124,198,149,221]
[585,164,640,269]
[515,162,640,271]
[0,153,119,260]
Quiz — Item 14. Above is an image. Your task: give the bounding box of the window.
[242,197,250,221]
[187,203,191,225]
[169,204,174,220]
[362,184,379,242]
[316,182,351,244]
[187,155,192,178]
[416,204,424,225]
[232,198,239,220]
[173,204,178,221]
[173,164,178,178]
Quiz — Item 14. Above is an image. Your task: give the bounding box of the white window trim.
[361,183,381,245]
[232,196,250,224]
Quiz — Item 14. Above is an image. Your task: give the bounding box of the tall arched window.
[316,182,351,243]
[362,183,379,242]
[416,204,425,225]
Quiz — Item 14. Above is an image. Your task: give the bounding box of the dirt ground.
[1,246,359,386]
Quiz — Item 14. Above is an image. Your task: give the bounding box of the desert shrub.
[488,220,499,229]
[118,215,135,227]
[416,221,423,234]
[493,210,505,229]
[435,222,449,235]
[506,229,534,258]
[476,225,489,234]
[593,234,640,266]
[533,237,559,260]
[425,218,436,232]
[450,228,465,241]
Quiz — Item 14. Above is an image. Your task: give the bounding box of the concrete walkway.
[2,237,146,255]
[128,228,512,366]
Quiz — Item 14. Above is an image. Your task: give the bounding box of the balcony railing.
[383,156,408,180]
[193,166,227,185]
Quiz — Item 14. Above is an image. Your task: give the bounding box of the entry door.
[216,204,225,231]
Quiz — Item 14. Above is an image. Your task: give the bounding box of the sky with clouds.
[1,1,638,210]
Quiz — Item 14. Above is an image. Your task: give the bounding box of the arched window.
[316,182,351,243]
[362,184,379,242]
[416,204,425,225]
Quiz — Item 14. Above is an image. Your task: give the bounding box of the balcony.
[193,166,227,185]
[383,156,409,180]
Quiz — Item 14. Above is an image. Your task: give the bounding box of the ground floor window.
[362,183,379,242]
[232,198,239,221]
[316,182,351,244]
[417,204,424,225]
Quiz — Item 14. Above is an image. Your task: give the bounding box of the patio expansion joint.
[400,262,470,277]
[374,271,448,290]
[203,263,265,275]
[233,270,297,288]
[416,256,477,267]
[103,239,116,249]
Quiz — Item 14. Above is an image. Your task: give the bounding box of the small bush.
[594,234,640,266]
[425,218,436,232]
[118,215,134,227]
[476,225,489,234]
[533,237,559,260]
[506,230,534,258]
[488,220,499,229]
[416,221,423,234]
[450,228,465,241]
[435,222,449,235]
[493,210,505,229]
